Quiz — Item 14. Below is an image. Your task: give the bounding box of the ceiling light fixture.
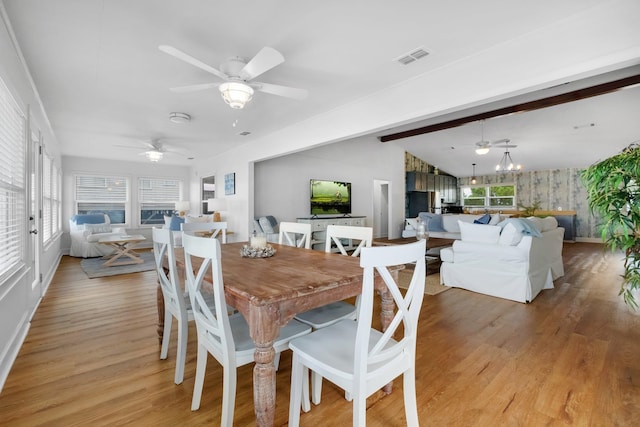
[475,120,490,155]
[145,151,163,162]
[496,145,522,173]
[169,112,191,124]
[219,81,254,109]
[471,163,477,184]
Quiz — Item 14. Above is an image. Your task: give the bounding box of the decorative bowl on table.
[240,244,276,258]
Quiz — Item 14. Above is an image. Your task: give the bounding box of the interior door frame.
[26,126,42,318]
[373,179,392,239]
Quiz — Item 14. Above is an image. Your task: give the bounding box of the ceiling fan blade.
[254,82,308,100]
[239,47,284,81]
[170,82,220,93]
[159,45,228,80]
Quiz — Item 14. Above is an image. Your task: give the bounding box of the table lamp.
[207,198,227,222]
[175,201,190,217]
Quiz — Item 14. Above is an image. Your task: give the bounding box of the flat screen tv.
[310,179,351,215]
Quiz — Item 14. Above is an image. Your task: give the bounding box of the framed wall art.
[224,172,235,195]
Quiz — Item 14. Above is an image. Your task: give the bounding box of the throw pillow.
[473,213,491,224]
[259,216,275,233]
[498,222,523,246]
[84,223,111,234]
[489,213,502,225]
[458,221,501,244]
[169,215,185,231]
[418,212,446,232]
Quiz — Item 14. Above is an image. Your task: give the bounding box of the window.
[0,78,26,278]
[462,184,516,208]
[75,175,128,224]
[138,177,182,226]
[42,150,61,244]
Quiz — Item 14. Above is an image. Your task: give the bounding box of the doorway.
[373,180,391,239]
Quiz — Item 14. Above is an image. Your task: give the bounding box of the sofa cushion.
[84,223,111,234]
[498,223,523,246]
[418,212,446,232]
[489,213,502,225]
[169,215,185,231]
[185,215,213,223]
[534,216,558,232]
[459,221,501,244]
[72,214,106,225]
[473,213,491,224]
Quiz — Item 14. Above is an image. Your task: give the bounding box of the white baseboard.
[575,237,604,243]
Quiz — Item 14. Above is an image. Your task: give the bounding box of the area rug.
[80,251,155,278]
[398,265,450,296]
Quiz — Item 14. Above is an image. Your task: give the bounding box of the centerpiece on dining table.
[240,232,276,258]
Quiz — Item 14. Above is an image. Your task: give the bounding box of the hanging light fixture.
[471,163,477,184]
[495,145,522,173]
[219,81,254,109]
[145,151,163,162]
[475,120,491,155]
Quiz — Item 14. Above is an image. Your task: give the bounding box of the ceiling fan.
[159,45,308,109]
[114,139,184,162]
[475,138,511,155]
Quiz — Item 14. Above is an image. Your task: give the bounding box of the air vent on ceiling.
[395,47,429,65]
[238,131,251,136]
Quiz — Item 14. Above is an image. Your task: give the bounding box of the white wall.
[0,4,63,391]
[61,156,191,250]
[254,135,406,238]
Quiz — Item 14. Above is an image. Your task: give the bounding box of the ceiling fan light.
[145,151,163,162]
[169,112,191,124]
[219,82,254,109]
[475,146,490,155]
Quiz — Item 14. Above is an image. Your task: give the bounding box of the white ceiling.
[3,0,640,177]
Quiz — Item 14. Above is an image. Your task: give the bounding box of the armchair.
[68,214,126,258]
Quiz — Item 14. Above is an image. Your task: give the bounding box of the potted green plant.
[581,143,640,309]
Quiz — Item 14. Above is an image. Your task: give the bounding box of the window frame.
[74,174,129,225]
[461,183,517,209]
[138,177,183,227]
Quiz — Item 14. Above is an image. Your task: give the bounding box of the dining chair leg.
[353,394,367,427]
[288,353,304,427]
[174,316,188,384]
[403,369,419,426]
[191,343,208,411]
[221,361,237,427]
[160,311,172,360]
[311,370,322,405]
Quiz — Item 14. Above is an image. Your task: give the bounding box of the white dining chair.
[182,233,313,425]
[152,227,195,385]
[278,222,312,249]
[288,239,426,427]
[181,221,228,243]
[294,224,373,404]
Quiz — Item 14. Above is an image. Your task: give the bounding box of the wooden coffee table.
[98,234,146,267]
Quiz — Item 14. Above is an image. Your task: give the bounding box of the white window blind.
[75,175,128,224]
[53,164,61,235]
[138,177,181,225]
[0,78,26,278]
[42,151,51,242]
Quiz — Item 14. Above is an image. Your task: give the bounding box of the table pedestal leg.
[250,306,279,427]
[157,281,164,343]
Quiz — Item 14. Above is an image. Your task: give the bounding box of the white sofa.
[69,214,127,258]
[439,217,565,303]
[402,212,506,240]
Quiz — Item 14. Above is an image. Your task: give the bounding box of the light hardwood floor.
[0,243,638,426]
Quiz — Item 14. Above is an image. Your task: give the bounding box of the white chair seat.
[227,312,313,354]
[294,301,357,329]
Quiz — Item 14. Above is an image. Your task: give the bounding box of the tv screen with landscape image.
[310,179,351,215]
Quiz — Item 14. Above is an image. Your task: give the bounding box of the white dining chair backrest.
[325,225,373,257]
[278,222,312,249]
[182,233,235,362]
[152,227,190,384]
[181,221,228,243]
[288,239,426,426]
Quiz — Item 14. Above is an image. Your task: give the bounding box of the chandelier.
[495,145,522,173]
[219,81,254,109]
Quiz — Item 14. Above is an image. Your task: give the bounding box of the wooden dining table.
[159,241,402,427]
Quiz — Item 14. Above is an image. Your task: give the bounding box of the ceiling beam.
[379,73,640,143]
